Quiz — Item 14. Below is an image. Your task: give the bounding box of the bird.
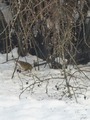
[16,60,33,71]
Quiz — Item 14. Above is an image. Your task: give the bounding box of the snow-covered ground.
[0,48,90,120]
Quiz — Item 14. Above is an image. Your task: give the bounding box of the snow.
[0,48,90,120]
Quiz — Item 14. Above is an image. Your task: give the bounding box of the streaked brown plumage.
[17,60,33,71]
